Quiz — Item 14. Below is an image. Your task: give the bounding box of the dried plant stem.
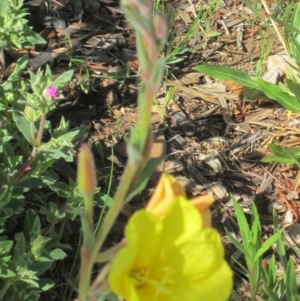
[0,282,11,300]
[261,0,287,53]
[35,111,46,147]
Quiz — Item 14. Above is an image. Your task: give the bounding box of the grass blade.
[254,230,283,263]
[193,65,260,90]
[253,78,300,112]
[231,195,251,244]
[286,259,299,301]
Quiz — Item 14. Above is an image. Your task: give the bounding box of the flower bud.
[44,86,59,99]
[77,144,97,198]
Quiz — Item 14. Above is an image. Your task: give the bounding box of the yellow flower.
[109,174,233,301]
[146,173,215,227]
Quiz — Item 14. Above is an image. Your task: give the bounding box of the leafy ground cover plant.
[228,197,299,301]
[0,0,45,51]
[0,59,86,299]
[0,1,113,300]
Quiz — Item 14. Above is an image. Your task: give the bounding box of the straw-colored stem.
[261,0,287,53]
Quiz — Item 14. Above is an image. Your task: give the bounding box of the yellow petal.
[161,196,203,246]
[109,210,162,300]
[108,247,139,301]
[201,208,212,227]
[146,173,186,217]
[190,194,215,227]
[109,175,233,301]
[125,211,162,266]
[190,193,215,212]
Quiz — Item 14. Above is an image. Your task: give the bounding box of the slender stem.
[77,162,139,301]
[0,282,11,300]
[10,148,37,185]
[94,240,126,263]
[10,111,46,185]
[35,112,46,147]
[261,0,287,53]
[139,85,154,141]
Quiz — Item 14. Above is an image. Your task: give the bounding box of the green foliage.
[0,2,110,299]
[262,144,300,165]
[193,65,300,112]
[227,197,299,301]
[0,0,45,51]
[165,0,220,66]
[284,3,300,66]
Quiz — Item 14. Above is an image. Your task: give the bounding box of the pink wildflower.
[44,86,59,99]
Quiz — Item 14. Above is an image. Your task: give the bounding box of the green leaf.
[38,278,55,291]
[39,146,73,162]
[250,202,261,249]
[14,233,26,267]
[262,285,282,301]
[193,65,260,90]
[231,195,251,245]
[0,0,10,16]
[31,236,51,258]
[3,143,14,168]
[47,181,70,197]
[12,109,37,146]
[24,31,46,45]
[31,156,55,175]
[8,55,28,80]
[23,209,37,241]
[29,257,52,276]
[0,40,7,50]
[253,78,300,112]
[126,157,164,202]
[22,277,39,288]
[30,216,41,241]
[0,240,13,255]
[254,230,283,263]
[273,211,288,270]
[97,293,120,301]
[286,259,299,301]
[225,229,251,258]
[14,176,44,189]
[0,170,9,187]
[286,79,300,97]
[51,70,74,90]
[49,248,66,260]
[262,155,295,164]
[0,186,13,209]
[264,255,277,286]
[97,193,114,207]
[262,144,300,164]
[193,65,300,112]
[0,267,16,278]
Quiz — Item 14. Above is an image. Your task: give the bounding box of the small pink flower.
[44,86,59,99]
[24,166,31,174]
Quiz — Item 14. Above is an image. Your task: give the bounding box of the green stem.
[138,85,154,146]
[10,148,37,185]
[10,111,46,185]
[77,162,139,301]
